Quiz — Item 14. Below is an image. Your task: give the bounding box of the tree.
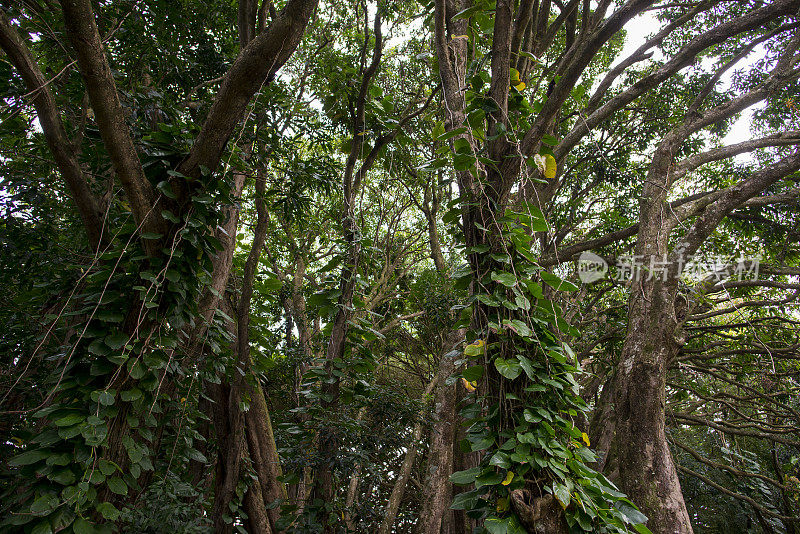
[2,0,800,533]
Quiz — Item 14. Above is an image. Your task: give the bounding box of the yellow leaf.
[451,34,469,40]
[532,154,546,174]
[581,432,590,447]
[544,154,557,179]
[510,67,521,83]
[514,82,526,91]
[464,339,485,356]
[461,378,477,392]
[496,497,509,512]
[501,471,514,485]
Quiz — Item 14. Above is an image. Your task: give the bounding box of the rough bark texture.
[59,0,164,254]
[177,0,319,180]
[0,12,107,251]
[416,333,461,534]
[614,277,693,534]
[612,21,800,530]
[510,491,569,534]
[244,378,286,529]
[378,420,423,534]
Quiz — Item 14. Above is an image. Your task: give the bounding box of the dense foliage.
[1,1,799,533]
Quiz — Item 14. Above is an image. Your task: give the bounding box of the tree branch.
[59,0,164,253]
[177,0,319,180]
[0,10,107,251]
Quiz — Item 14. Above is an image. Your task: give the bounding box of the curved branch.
[59,0,163,252]
[0,10,107,251]
[177,0,319,180]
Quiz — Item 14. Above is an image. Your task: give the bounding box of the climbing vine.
[447,205,651,533]
[1,124,236,533]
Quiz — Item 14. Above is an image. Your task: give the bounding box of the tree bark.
[614,276,693,534]
[379,376,438,534]
[59,0,164,254]
[416,332,461,534]
[0,11,107,252]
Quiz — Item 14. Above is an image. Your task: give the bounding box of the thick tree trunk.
[244,378,286,528]
[588,376,618,477]
[243,480,274,534]
[210,380,246,534]
[449,409,480,534]
[416,334,461,534]
[614,277,693,534]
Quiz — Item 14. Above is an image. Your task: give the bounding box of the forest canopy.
[1,0,800,533]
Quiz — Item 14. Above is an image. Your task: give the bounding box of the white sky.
[616,11,760,154]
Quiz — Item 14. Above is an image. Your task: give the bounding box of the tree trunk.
[244,377,286,529]
[378,420,423,534]
[588,376,617,477]
[449,408,480,534]
[614,277,694,534]
[379,374,439,534]
[416,333,461,534]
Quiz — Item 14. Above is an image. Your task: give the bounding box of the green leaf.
[449,467,480,485]
[553,482,570,508]
[503,319,532,337]
[469,435,494,452]
[156,180,177,199]
[431,121,445,140]
[464,342,485,357]
[462,365,484,382]
[128,361,146,380]
[96,502,120,521]
[121,388,142,402]
[540,271,578,292]
[616,502,648,525]
[48,468,76,486]
[73,517,98,534]
[9,449,49,466]
[104,332,128,350]
[491,271,517,287]
[453,152,476,171]
[95,310,124,323]
[186,448,208,463]
[450,490,478,510]
[541,134,559,146]
[485,515,526,534]
[517,356,536,380]
[106,476,127,496]
[475,470,504,488]
[97,391,115,406]
[494,358,522,380]
[55,413,84,427]
[453,5,482,19]
[98,460,116,477]
[485,517,507,534]
[30,494,58,516]
[30,520,53,534]
[489,451,511,469]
